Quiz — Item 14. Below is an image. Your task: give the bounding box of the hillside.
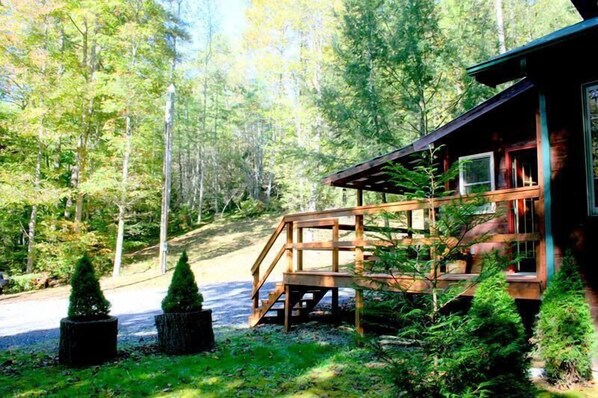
[0,215,280,302]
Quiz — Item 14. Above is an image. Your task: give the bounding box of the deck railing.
[251,185,543,316]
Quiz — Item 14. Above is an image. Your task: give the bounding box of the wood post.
[286,222,294,273]
[253,271,259,311]
[332,220,340,319]
[357,189,363,207]
[355,208,365,335]
[332,221,339,272]
[406,210,413,238]
[284,285,292,332]
[297,227,303,271]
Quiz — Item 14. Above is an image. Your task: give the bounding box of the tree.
[534,251,595,387]
[68,254,111,320]
[161,251,203,313]
[444,255,533,397]
[365,147,502,396]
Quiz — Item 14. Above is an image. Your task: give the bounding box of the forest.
[0,0,580,281]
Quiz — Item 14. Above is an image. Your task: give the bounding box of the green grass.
[0,325,393,398]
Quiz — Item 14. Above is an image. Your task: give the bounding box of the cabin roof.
[467,16,596,86]
[321,79,535,193]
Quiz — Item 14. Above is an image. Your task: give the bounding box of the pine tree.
[451,255,533,397]
[161,251,203,313]
[535,252,595,387]
[68,254,111,320]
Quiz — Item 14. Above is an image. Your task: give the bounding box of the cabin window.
[583,83,598,215]
[459,152,495,213]
[459,152,495,195]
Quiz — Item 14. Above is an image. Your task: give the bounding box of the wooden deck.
[249,186,544,330]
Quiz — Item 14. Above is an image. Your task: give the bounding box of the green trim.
[581,81,598,216]
[467,17,598,79]
[539,93,555,280]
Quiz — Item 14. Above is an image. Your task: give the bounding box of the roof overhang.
[572,0,598,20]
[467,16,596,87]
[322,80,535,193]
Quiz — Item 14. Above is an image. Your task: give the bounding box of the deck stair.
[249,284,329,327]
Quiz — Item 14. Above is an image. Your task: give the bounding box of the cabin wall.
[438,92,538,270]
[541,71,598,307]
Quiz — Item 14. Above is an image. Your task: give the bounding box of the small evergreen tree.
[535,251,595,387]
[68,254,111,320]
[161,251,203,313]
[444,253,533,397]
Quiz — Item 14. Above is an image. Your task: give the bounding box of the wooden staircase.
[249,283,330,327]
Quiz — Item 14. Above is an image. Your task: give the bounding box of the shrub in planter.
[534,252,595,387]
[59,254,117,366]
[155,251,214,354]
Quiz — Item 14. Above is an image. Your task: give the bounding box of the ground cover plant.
[1,325,392,398]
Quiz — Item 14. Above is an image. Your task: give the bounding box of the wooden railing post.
[297,227,303,271]
[286,222,294,273]
[355,209,365,335]
[253,270,259,311]
[285,221,294,332]
[332,220,340,319]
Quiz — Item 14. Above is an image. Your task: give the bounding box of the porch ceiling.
[321,80,535,193]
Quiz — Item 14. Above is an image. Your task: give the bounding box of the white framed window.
[459,152,496,213]
[459,152,496,195]
[582,82,598,216]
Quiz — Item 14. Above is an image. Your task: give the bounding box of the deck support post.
[355,206,365,335]
[284,285,292,333]
[357,189,363,207]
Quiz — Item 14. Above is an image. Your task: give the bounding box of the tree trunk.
[159,85,175,274]
[113,114,132,278]
[26,126,43,273]
[155,310,214,355]
[197,156,205,225]
[495,0,507,54]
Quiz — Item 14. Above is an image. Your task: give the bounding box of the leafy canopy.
[161,251,203,313]
[67,254,111,320]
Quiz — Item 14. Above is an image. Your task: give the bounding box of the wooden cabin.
[250,6,598,331]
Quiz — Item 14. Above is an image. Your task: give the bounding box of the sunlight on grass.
[1,325,392,398]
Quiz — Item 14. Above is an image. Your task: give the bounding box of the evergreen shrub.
[445,253,533,397]
[67,254,111,320]
[535,251,595,387]
[161,251,203,313]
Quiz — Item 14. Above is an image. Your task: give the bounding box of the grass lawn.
[3,324,598,397]
[0,325,392,398]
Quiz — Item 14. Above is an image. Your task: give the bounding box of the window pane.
[588,87,598,208]
[464,182,492,194]
[462,157,491,184]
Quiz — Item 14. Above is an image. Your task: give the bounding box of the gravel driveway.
[0,281,353,352]
[0,280,266,351]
